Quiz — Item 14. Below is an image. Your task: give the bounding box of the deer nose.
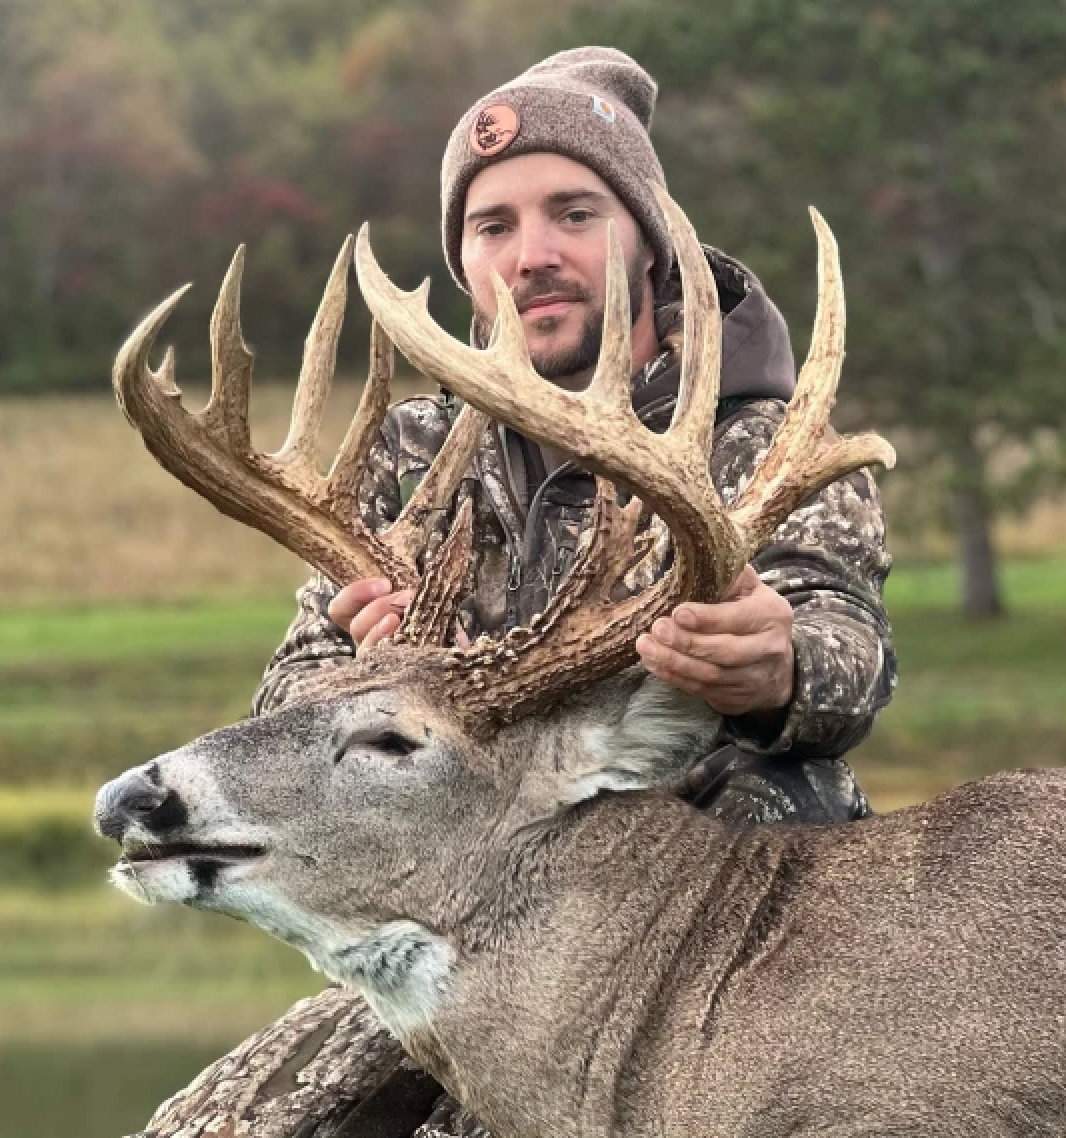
[94,768,180,841]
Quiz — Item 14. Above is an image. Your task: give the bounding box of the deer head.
[96,186,893,1031]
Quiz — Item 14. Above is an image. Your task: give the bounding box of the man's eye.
[477,222,508,238]
[564,209,596,224]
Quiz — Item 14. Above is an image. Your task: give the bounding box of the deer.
[95,185,1066,1138]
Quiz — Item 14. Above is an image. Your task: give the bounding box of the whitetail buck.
[96,187,1066,1137]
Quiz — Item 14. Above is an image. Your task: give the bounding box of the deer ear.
[560,676,724,806]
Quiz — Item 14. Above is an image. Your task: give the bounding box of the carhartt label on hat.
[591,96,616,123]
[470,104,521,156]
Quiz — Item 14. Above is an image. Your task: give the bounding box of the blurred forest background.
[1,0,1065,1134]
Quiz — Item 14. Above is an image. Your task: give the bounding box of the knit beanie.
[441,47,673,294]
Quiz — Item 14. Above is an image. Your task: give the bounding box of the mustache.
[512,272,592,313]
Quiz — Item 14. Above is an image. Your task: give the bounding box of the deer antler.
[113,238,488,646]
[355,187,895,729]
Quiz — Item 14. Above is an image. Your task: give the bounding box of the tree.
[0,0,582,392]
[571,0,1066,616]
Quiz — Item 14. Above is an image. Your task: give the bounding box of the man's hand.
[327,579,471,654]
[328,579,415,655]
[635,565,795,717]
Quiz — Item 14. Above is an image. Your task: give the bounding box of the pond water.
[1,1042,226,1138]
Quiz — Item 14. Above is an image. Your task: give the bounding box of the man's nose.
[94,768,182,841]
[515,219,562,277]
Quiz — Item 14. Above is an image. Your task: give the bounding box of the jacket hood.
[653,245,796,402]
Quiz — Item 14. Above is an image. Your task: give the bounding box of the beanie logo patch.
[591,96,616,123]
[470,104,521,157]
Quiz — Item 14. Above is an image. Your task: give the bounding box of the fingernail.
[371,579,392,596]
[652,618,672,641]
[675,607,697,629]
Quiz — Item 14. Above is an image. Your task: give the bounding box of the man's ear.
[559,675,723,806]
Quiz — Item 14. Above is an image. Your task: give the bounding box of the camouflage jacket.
[253,246,897,761]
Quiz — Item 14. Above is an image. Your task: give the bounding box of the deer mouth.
[121,841,267,866]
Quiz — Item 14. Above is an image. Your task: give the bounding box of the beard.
[472,248,648,382]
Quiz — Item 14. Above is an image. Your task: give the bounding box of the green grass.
[0,596,295,785]
[0,597,296,665]
[849,555,1066,807]
[883,555,1066,611]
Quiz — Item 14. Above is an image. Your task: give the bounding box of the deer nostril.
[94,770,186,840]
[144,787,188,832]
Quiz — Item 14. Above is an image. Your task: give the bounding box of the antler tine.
[326,319,394,505]
[274,235,355,484]
[114,245,425,591]
[355,225,584,457]
[394,498,476,648]
[356,212,743,598]
[729,206,896,550]
[488,271,533,367]
[584,220,635,415]
[202,247,253,455]
[114,283,193,427]
[388,403,489,568]
[444,480,661,732]
[154,344,180,397]
[651,184,722,454]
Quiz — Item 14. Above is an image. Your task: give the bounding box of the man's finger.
[722,563,760,601]
[349,591,414,645]
[328,578,392,626]
[356,612,401,657]
[648,622,782,669]
[636,635,725,687]
[671,594,772,638]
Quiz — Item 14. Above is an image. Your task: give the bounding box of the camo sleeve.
[250,396,457,716]
[712,400,897,759]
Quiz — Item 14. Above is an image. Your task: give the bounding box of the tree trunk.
[951,438,1005,620]
[125,987,445,1138]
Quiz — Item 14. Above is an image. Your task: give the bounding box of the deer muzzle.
[94,763,268,903]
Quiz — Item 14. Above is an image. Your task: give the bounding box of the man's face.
[460,153,655,384]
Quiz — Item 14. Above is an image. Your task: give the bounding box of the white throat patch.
[331,920,455,1036]
[204,881,454,1036]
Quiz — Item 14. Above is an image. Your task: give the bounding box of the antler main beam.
[114,240,488,619]
[356,185,895,729]
[356,205,744,605]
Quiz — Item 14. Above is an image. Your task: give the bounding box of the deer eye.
[375,730,420,758]
[333,728,421,764]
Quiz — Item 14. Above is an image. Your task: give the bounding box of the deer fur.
[96,656,1066,1137]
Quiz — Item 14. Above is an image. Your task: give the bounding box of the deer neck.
[376,791,788,1138]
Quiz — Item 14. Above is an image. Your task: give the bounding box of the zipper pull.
[506,551,522,628]
[507,551,522,592]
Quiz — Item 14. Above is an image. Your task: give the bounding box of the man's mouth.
[119,840,267,868]
[519,294,582,317]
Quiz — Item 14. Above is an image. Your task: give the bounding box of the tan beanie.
[441,46,672,294]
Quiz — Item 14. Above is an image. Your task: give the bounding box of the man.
[254,46,895,831]
[246,46,895,1138]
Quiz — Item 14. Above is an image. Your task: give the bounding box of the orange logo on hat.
[470,104,521,157]
[591,96,616,123]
